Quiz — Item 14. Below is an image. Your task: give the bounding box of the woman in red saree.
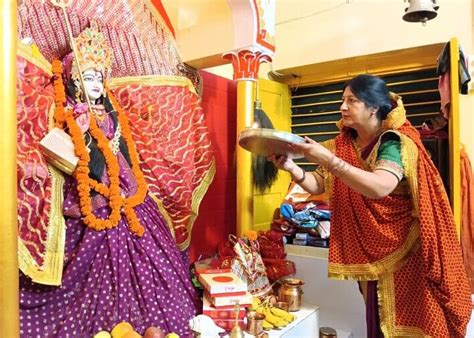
[269,74,471,337]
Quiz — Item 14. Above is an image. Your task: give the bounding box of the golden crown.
[71,21,113,83]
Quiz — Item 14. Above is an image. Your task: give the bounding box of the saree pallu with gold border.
[325,98,471,337]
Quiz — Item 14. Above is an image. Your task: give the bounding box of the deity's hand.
[23,162,48,182]
[73,103,90,134]
[267,153,297,173]
[291,136,333,167]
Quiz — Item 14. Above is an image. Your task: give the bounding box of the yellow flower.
[245,230,258,241]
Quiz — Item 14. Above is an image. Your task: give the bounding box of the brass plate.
[238,128,305,159]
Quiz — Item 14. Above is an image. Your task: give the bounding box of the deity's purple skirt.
[20,194,199,337]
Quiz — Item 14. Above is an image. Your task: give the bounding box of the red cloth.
[112,84,214,250]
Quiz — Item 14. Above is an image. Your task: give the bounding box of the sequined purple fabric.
[20,114,198,337]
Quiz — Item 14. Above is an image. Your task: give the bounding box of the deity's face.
[82,69,104,102]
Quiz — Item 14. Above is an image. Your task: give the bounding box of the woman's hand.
[267,154,297,173]
[267,153,307,184]
[292,136,333,167]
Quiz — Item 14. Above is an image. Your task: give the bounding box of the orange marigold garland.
[52,60,147,236]
[107,87,148,235]
[52,60,66,128]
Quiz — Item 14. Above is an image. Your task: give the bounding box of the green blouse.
[375,135,404,181]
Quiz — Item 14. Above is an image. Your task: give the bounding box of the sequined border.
[17,43,66,285]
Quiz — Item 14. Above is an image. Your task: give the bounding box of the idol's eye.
[84,75,94,82]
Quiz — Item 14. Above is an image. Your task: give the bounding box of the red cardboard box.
[202,294,246,319]
[194,257,231,276]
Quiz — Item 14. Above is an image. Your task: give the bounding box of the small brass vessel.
[277,278,304,312]
[245,310,265,336]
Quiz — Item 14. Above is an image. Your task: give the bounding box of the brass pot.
[277,278,304,312]
[245,311,265,336]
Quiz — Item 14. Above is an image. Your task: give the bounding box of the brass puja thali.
[238,128,305,159]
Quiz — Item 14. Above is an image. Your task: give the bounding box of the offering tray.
[238,128,305,159]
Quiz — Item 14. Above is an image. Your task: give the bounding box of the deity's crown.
[71,21,113,83]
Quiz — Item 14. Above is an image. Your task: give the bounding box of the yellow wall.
[273,0,472,70]
[272,0,474,162]
[460,96,474,159]
[253,79,292,231]
[162,0,235,69]
[203,0,474,164]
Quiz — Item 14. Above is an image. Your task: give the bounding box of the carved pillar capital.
[223,48,272,81]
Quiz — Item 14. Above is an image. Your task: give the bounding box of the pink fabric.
[439,70,451,119]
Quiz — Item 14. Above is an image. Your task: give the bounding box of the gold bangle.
[328,155,350,176]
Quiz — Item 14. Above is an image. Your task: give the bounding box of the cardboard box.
[194,257,231,276]
[205,291,252,308]
[202,294,247,319]
[39,127,78,175]
[198,271,247,296]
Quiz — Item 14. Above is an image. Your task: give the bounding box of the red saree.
[326,96,471,337]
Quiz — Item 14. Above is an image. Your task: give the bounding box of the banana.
[250,297,261,311]
[262,319,274,330]
[270,306,295,322]
[262,307,288,328]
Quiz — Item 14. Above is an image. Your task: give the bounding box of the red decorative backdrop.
[190,71,237,261]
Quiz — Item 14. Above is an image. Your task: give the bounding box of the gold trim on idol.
[149,193,177,241]
[17,48,67,285]
[17,42,52,75]
[183,158,216,250]
[18,166,66,286]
